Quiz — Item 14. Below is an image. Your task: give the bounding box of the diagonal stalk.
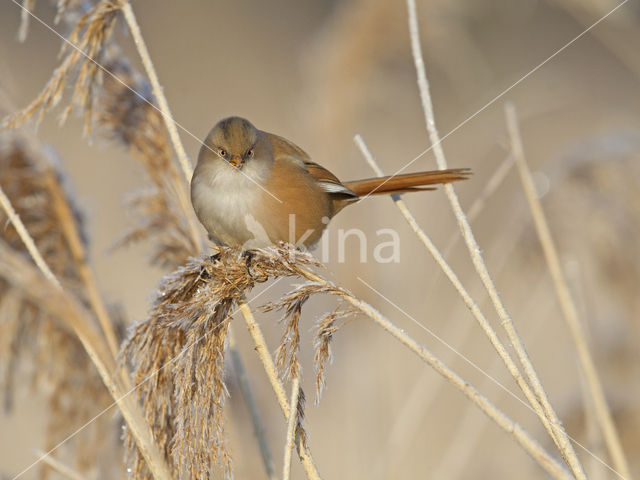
[120,2,202,252]
[0,186,171,480]
[404,1,586,477]
[505,102,631,479]
[294,266,574,480]
[239,298,321,480]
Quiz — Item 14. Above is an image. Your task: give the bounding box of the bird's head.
[203,116,260,169]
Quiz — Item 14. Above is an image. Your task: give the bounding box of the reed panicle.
[4,0,126,134]
[98,56,198,268]
[121,246,327,478]
[262,283,353,403]
[0,131,120,477]
[270,295,306,382]
[13,1,199,267]
[6,2,631,479]
[312,307,350,403]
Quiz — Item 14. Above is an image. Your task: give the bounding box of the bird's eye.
[217,148,227,157]
[246,149,254,158]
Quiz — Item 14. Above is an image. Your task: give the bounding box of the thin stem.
[465,154,514,225]
[405,1,586,478]
[239,298,321,480]
[295,267,573,480]
[228,327,278,480]
[33,450,85,480]
[120,3,191,182]
[17,0,35,43]
[505,102,631,479]
[354,134,566,458]
[0,186,59,287]
[120,2,204,252]
[282,377,301,480]
[43,168,120,359]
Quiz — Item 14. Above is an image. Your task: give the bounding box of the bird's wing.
[303,160,358,198]
[266,131,358,199]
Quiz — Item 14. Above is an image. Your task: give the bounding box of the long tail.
[343,168,471,197]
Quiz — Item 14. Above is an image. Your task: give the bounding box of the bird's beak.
[229,155,243,169]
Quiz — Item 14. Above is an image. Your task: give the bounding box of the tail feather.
[343,168,471,197]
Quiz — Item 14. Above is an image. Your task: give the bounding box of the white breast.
[191,161,272,248]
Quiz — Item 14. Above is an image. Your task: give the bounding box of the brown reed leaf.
[0,131,121,477]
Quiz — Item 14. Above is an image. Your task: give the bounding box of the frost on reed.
[121,245,350,478]
[0,131,120,476]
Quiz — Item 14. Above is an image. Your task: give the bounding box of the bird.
[191,117,469,250]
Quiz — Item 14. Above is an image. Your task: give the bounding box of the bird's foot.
[243,250,268,283]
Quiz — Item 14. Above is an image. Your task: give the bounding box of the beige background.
[1,0,639,478]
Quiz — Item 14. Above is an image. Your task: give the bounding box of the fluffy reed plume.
[262,288,352,403]
[6,3,208,475]
[4,0,127,134]
[264,292,307,382]
[0,131,120,477]
[312,307,350,403]
[12,0,199,267]
[97,56,199,268]
[122,246,336,478]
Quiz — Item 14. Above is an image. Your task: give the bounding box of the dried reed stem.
[17,0,35,43]
[0,185,59,287]
[354,134,568,457]
[283,377,301,480]
[43,168,120,358]
[465,154,514,224]
[120,3,191,181]
[228,327,277,480]
[0,187,171,480]
[120,2,203,252]
[505,102,632,479]
[405,1,586,478]
[239,299,321,480]
[294,267,573,480]
[377,154,515,475]
[34,450,85,480]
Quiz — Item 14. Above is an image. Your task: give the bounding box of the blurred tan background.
[1,0,639,478]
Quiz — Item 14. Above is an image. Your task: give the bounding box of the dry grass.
[1,1,638,479]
